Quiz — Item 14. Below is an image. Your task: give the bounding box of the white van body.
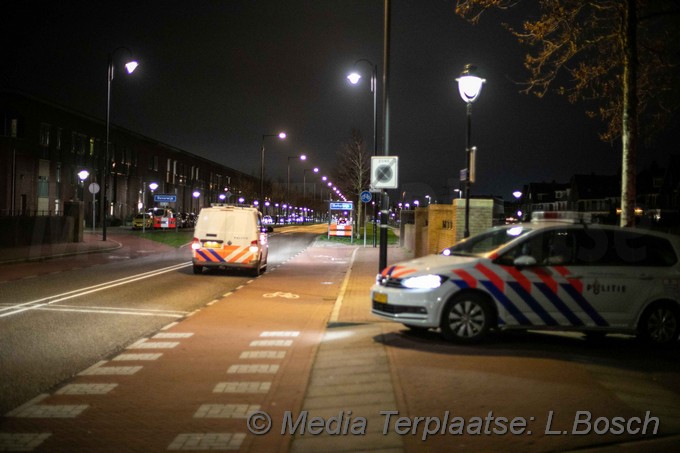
[191,205,268,275]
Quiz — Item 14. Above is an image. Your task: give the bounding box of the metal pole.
[464,102,472,238]
[260,136,265,205]
[379,0,391,272]
[103,53,112,241]
[372,63,378,248]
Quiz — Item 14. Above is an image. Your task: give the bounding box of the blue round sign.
[360,191,372,203]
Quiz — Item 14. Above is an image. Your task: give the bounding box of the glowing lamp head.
[456,64,485,104]
[347,72,361,84]
[125,60,139,74]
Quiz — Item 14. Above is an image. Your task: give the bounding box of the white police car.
[371,213,680,345]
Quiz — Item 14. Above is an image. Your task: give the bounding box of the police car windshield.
[441,226,532,256]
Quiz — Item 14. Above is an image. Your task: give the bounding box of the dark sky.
[1,1,671,203]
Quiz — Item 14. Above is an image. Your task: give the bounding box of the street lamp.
[348,59,379,247]
[347,59,378,156]
[456,64,485,238]
[303,167,319,204]
[287,154,306,202]
[149,182,159,207]
[260,131,287,206]
[77,170,89,201]
[103,47,138,241]
[192,190,200,213]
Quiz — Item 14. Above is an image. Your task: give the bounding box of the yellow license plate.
[373,293,388,304]
[203,241,221,249]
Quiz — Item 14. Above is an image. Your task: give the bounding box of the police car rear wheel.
[638,302,680,345]
[441,293,493,343]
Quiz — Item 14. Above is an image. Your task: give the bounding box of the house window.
[40,123,51,147]
[38,176,49,198]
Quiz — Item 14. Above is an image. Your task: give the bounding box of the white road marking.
[0,262,192,318]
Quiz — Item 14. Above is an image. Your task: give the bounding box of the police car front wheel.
[440,293,494,344]
[638,302,680,345]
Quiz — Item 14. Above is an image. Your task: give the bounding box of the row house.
[0,90,257,225]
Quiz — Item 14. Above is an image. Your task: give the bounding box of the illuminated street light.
[348,58,379,247]
[303,167,319,204]
[456,64,485,238]
[77,169,89,201]
[192,190,201,213]
[287,154,306,202]
[260,131,287,205]
[103,46,138,241]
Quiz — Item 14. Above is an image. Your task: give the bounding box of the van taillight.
[249,240,259,253]
[191,238,201,250]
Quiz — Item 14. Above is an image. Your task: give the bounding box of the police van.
[191,205,269,276]
[371,212,680,345]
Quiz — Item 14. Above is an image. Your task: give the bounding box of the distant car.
[371,211,680,346]
[132,213,153,229]
[263,215,273,225]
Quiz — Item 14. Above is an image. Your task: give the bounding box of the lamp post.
[302,167,319,205]
[348,59,379,247]
[260,132,287,206]
[103,47,138,241]
[347,60,378,157]
[192,190,201,213]
[77,170,89,201]
[456,64,485,238]
[287,154,306,202]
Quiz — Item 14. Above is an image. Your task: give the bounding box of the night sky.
[1,1,672,203]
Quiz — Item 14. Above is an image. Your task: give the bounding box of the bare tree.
[455,0,680,227]
[336,129,371,236]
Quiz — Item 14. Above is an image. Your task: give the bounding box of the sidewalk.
[0,230,121,265]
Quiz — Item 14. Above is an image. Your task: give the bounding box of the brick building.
[1,90,257,225]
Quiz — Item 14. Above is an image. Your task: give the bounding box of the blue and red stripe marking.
[449,263,607,328]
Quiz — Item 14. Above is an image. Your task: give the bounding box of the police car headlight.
[402,274,445,289]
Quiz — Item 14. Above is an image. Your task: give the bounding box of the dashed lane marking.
[213,382,271,394]
[193,404,260,419]
[239,350,286,359]
[250,339,293,347]
[260,331,300,337]
[78,364,142,376]
[55,383,118,395]
[153,332,194,339]
[168,432,245,451]
[227,364,280,374]
[112,353,163,361]
[127,339,180,349]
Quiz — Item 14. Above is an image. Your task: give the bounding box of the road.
[1,226,679,451]
[0,226,323,415]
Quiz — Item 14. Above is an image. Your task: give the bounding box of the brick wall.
[410,199,495,257]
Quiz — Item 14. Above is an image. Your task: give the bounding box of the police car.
[371,212,680,345]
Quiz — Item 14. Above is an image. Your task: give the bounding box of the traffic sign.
[360,191,372,203]
[330,202,353,210]
[154,194,177,203]
[88,182,100,194]
[371,156,399,189]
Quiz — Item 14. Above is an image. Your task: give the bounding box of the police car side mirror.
[514,255,537,269]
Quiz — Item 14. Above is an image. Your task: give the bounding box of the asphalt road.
[0,227,321,415]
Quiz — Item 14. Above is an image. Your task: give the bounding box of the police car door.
[495,228,608,329]
[575,228,661,329]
